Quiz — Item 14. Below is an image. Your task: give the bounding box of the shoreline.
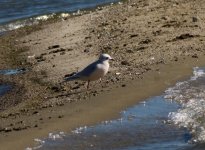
[0,0,120,34]
[1,0,205,149]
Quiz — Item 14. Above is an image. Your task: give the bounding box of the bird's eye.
[106,57,109,60]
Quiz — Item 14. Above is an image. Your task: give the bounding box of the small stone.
[72,86,80,90]
[50,86,60,92]
[48,45,60,49]
[84,49,89,53]
[4,127,12,132]
[126,49,134,53]
[86,44,92,47]
[173,56,178,61]
[34,124,38,128]
[139,39,151,44]
[60,51,66,55]
[121,60,130,66]
[130,34,138,38]
[136,46,146,51]
[85,36,91,39]
[121,84,126,87]
[32,111,39,115]
[192,54,198,58]
[192,17,198,22]
[13,127,22,131]
[58,115,64,118]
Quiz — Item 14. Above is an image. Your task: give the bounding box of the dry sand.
[1,0,205,149]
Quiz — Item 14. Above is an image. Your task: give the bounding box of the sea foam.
[165,67,205,143]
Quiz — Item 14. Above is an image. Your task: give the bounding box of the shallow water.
[0,68,26,75]
[0,68,25,96]
[0,85,11,96]
[27,66,205,150]
[29,97,192,150]
[0,0,119,33]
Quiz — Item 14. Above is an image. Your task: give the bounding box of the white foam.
[72,126,87,134]
[0,12,71,33]
[191,67,205,80]
[165,67,205,143]
[60,13,70,18]
[48,132,65,140]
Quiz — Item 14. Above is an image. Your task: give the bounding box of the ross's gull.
[64,53,114,89]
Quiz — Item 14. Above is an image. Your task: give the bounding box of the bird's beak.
[110,58,114,61]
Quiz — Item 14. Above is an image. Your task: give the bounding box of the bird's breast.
[88,63,109,81]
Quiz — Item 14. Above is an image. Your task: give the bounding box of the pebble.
[173,56,178,61]
[192,54,198,58]
[121,60,130,66]
[49,48,66,54]
[130,34,138,38]
[84,49,89,53]
[139,39,151,44]
[126,49,134,53]
[172,33,198,41]
[32,111,39,115]
[192,17,198,22]
[48,45,60,49]
[34,124,38,128]
[60,51,66,55]
[4,127,12,132]
[121,84,126,87]
[58,115,64,118]
[50,86,61,92]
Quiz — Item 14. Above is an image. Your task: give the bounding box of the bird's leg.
[99,78,102,83]
[87,80,90,90]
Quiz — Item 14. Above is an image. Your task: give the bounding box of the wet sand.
[1,0,205,149]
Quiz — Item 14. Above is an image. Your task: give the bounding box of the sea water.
[0,0,119,33]
[27,66,205,150]
[0,68,26,96]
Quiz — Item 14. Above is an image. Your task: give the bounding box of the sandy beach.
[1,0,205,149]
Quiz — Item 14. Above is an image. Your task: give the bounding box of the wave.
[0,13,71,34]
[165,67,205,143]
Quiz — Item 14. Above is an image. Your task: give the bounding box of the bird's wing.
[64,60,99,81]
[77,60,98,77]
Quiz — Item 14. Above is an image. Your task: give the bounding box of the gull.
[64,54,114,89]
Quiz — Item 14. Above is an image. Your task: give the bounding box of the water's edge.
[27,67,205,150]
[0,0,120,34]
[0,68,26,96]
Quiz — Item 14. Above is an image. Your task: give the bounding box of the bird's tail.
[63,75,79,82]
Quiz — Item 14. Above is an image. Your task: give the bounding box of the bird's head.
[99,53,114,62]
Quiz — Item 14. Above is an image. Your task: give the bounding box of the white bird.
[64,53,114,89]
